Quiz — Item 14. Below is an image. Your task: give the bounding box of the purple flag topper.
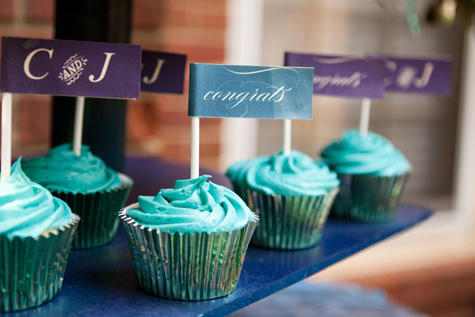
[377,55,452,95]
[1,37,142,99]
[285,52,386,99]
[141,50,186,94]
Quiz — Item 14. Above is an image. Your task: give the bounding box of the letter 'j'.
[89,52,115,83]
[143,59,166,85]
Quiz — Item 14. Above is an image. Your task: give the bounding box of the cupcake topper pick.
[282,119,292,155]
[73,96,85,156]
[189,63,314,178]
[284,52,386,138]
[0,37,142,178]
[1,93,12,182]
[359,98,371,137]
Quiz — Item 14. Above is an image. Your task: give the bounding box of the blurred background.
[1,0,475,315]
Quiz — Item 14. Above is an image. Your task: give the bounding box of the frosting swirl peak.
[22,143,121,194]
[321,130,411,176]
[126,175,256,234]
[0,159,73,238]
[226,150,340,196]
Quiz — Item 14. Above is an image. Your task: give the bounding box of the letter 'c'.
[24,48,54,80]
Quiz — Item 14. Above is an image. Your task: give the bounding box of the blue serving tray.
[4,157,432,316]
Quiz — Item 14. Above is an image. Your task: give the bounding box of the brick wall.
[129,0,226,169]
[0,0,226,170]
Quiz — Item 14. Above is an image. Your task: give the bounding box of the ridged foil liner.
[331,173,410,223]
[0,214,80,312]
[235,184,338,250]
[52,173,133,249]
[119,203,258,301]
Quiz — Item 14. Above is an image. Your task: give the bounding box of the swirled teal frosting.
[321,130,411,176]
[0,159,73,238]
[22,143,122,194]
[226,150,340,196]
[126,175,256,234]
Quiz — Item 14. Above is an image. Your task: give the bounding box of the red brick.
[159,143,220,162]
[17,95,51,145]
[26,0,54,23]
[201,122,222,142]
[200,143,220,156]
[155,125,190,143]
[157,10,188,28]
[0,0,14,21]
[159,143,220,158]
[157,109,190,125]
[165,44,224,63]
[159,144,187,160]
[153,104,223,126]
[162,0,195,13]
[152,94,189,110]
[153,121,221,145]
[153,95,189,124]
[141,5,225,28]
[132,0,163,28]
[163,0,226,16]
[127,100,157,141]
[200,156,220,170]
[200,117,221,126]
[204,14,226,28]
[161,26,225,48]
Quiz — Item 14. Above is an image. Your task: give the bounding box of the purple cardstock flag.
[1,37,142,99]
[376,55,452,95]
[285,52,386,99]
[141,50,186,94]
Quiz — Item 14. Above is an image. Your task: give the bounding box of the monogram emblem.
[58,54,87,85]
[396,65,418,89]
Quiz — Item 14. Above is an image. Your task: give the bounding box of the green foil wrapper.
[119,203,257,301]
[243,188,338,250]
[52,173,133,249]
[331,173,409,223]
[0,214,80,312]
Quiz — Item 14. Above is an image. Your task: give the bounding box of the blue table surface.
[4,157,433,317]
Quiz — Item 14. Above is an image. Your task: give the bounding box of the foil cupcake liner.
[0,214,80,312]
[52,173,133,249]
[332,173,410,223]
[119,203,257,301]
[242,186,338,250]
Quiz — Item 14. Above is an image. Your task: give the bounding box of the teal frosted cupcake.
[0,159,79,312]
[119,175,257,300]
[226,150,339,250]
[321,130,410,222]
[22,143,133,249]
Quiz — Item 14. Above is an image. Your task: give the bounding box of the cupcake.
[22,143,133,249]
[226,150,339,250]
[119,175,257,300]
[0,159,79,312]
[321,129,411,222]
